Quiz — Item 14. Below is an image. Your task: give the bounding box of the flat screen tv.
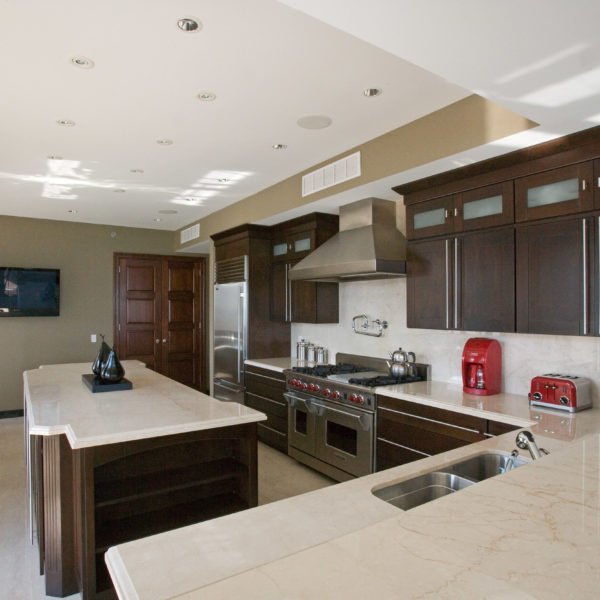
[0,267,60,316]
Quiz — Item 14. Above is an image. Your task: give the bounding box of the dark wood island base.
[31,424,258,599]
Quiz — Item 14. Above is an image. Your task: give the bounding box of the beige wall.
[0,216,184,412]
[177,94,536,248]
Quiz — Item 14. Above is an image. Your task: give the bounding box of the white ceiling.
[2,1,600,232]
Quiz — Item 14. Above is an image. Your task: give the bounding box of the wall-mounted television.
[0,267,60,317]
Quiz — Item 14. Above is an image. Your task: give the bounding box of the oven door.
[284,391,317,455]
[312,399,374,478]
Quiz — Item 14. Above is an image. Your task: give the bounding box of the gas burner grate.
[348,375,422,388]
[292,363,368,377]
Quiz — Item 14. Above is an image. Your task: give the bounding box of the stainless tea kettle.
[390,347,416,364]
[387,347,417,378]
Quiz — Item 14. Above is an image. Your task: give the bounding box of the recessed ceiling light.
[197,91,216,102]
[363,88,382,97]
[57,119,76,127]
[47,154,63,160]
[129,168,144,174]
[297,115,332,130]
[113,188,126,193]
[71,56,94,69]
[156,139,173,145]
[153,218,162,222]
[272,144,287,150]
[177,18,202,32]
[158,209,178,215]
[217,178,230,183]
[67,209,78,214]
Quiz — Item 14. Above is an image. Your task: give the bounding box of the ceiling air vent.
[302,151,361,197]
[180,223,200,244]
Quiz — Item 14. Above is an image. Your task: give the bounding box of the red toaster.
[529,374,592,412]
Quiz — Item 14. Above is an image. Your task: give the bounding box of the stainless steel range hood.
[287,198,406,282]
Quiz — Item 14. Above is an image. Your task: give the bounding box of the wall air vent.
[302,151,361,197]
[180,223,200,244]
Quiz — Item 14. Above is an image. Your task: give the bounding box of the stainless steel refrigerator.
[213,256,248,404]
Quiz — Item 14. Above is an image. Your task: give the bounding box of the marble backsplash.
[291,278,600,401]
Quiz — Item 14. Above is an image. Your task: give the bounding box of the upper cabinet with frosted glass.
[515,162,594,222]
[406,182,514,240]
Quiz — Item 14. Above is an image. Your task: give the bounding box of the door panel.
[115,254,206,390]
[117,257,161,370]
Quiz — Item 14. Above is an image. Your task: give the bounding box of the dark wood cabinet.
[376,395,519,471]
[516,215,594,335]
[34,425,257,599]
[114,254,207,391]
[212,225,290,358]
[515,162,594,222]
[269,213,339,324]
[407,227,515,332]
[244,364,287,452]
[406,182,514,240]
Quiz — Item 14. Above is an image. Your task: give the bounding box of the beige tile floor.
[0,417,334,599]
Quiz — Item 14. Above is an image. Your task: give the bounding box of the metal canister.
[316,346,327,364]
[306,344,316,362]
[296,341,306,361]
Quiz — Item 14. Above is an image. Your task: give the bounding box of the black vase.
[92,341,111,376]
[100,349,125,383]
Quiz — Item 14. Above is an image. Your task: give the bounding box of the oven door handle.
[283,392,317,413]
[311,401,372,431]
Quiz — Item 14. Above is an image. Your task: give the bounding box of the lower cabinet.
[375,395,519,471]
[245,365,288,452]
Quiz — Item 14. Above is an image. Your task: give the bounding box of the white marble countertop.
[24,362,266,449]
[105,376,600,600]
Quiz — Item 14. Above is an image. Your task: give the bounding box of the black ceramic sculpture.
[92,335,111,376]
[100,348,125,382]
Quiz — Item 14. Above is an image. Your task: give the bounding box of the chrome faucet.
[515,431,549,460]
[501,449,520,473]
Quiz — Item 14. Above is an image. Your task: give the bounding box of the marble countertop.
[24,362,266,449]
[105,377,600,600]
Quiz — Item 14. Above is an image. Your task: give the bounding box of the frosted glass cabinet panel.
[406,196,454,240]
[294,237,311,253]
[515,162,594,222]
[463,195,503,220]
[414,208,446,229]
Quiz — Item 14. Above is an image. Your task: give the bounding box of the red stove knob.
[355,394,365,405]
[323,388,331,397]
[301,383,308,391]
[313,384,320,393]
[331,391,341,400]
[307,383,314,391]
[349,393,356,403]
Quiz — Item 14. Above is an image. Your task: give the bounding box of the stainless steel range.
[283,353,429,482]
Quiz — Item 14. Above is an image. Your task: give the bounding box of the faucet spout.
[515,431,549,460]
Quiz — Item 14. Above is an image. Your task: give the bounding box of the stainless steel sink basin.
[372,471,475,511]
[446,452,529,481]
[373,452,529,511]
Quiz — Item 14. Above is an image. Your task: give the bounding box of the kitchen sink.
[372,471,475,511]
[445,452,529,481]
[372,452,530,511]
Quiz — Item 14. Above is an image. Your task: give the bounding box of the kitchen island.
[105,376,600,599]
[24,361,266,599]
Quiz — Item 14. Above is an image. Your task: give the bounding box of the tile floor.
[0,417,334,599]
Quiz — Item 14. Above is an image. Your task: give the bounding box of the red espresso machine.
[462,338,501,395]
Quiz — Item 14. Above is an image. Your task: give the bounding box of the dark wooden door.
[458,227,515,332]
[116,256,162,370]
[160,259,204,388]
[269,261,288,321]
[115,254,206,390]
[455,181,514,232]
[516,217,590,335]
[407,238,452,329]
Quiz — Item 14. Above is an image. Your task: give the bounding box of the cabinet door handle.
[444,209,449,220]
[454,238,459,329]
[454,207,459,217]
[284,263,289,322]
[445,239,450,329]
[582,218,588,335]
[582,179,587,191]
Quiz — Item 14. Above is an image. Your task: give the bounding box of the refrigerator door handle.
[238,290,244,384]
[214,377,245,393]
